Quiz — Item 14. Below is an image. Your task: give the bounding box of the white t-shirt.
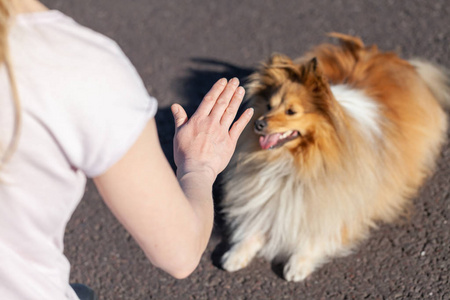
[0,11,158,299]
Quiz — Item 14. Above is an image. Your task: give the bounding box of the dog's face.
[248,55,337,152]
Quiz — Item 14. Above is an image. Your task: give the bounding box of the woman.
[0,0,253,299]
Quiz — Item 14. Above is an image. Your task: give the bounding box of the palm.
[172,78,253,178]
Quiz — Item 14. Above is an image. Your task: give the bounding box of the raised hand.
[171,78,253,180]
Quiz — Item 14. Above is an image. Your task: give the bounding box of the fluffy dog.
[220,33,449,282]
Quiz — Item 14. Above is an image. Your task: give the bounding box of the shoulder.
[12,10,139,87]
[14,10,123,59]
[11,11,158,177]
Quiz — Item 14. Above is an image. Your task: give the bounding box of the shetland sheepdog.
[220,33,449,282]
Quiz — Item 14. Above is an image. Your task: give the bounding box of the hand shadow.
[155,57,254,166]
[154,57,255,269]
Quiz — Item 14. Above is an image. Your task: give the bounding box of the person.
[0,0,254,299]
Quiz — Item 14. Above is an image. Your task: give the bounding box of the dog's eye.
[266,103,271,110]
[286,108,296,115]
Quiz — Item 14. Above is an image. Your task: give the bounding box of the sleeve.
[48,40,158,178]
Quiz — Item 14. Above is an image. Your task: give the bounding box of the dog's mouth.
[258,130,301,150]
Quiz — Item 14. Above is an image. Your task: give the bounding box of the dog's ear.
[246,55,293,96]
[261,54,303,85]
[302,57,321,77]
[268,53,293,66]
[301,58,337,123]
[301,58,327,93]
[303,57,320,76]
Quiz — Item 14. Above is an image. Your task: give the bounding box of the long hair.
[0,0,21,170]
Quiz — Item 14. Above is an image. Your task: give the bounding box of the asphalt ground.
[41,0,449,299]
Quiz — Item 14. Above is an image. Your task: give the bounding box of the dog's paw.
[221,249,252,272]
[283,257,315,282]
[221,235,264,272]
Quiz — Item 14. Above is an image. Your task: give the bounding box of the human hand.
[171,78,253,180]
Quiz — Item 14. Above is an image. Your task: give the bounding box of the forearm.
[96,167,216,279]
[177,169,216,255]
[138,169,216,279]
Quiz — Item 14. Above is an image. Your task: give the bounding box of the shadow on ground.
[155,57,255,165]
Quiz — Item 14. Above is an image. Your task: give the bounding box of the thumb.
[171,103,188,130]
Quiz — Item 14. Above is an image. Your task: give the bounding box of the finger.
[229,108,254,143]
[171,103,188,131]
[220,86,245,127]
[194,78,227,117]
[209,77,240,119]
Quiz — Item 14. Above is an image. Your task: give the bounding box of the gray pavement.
[42,0,450,299]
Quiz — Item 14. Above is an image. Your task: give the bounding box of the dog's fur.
[220,33,449,282]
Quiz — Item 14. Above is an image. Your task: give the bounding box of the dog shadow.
[155,58,254,268]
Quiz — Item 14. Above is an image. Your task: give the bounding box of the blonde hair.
[0,0,21,169]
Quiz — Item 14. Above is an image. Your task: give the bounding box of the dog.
[220,33,449,282]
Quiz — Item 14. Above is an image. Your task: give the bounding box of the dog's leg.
[221,234,265,272]
[283,230,351,282]
[283,251,325,282]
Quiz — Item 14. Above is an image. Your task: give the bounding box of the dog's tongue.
[259,133,282,150]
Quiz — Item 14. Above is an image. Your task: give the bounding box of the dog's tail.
[409,59,450,109]
[328,32,365,50]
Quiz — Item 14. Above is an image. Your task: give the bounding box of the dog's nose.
[254,119,267,132]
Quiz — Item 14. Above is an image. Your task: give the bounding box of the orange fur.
[221,33,448,281]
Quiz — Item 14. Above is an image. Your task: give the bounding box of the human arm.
[93,78,253,279]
